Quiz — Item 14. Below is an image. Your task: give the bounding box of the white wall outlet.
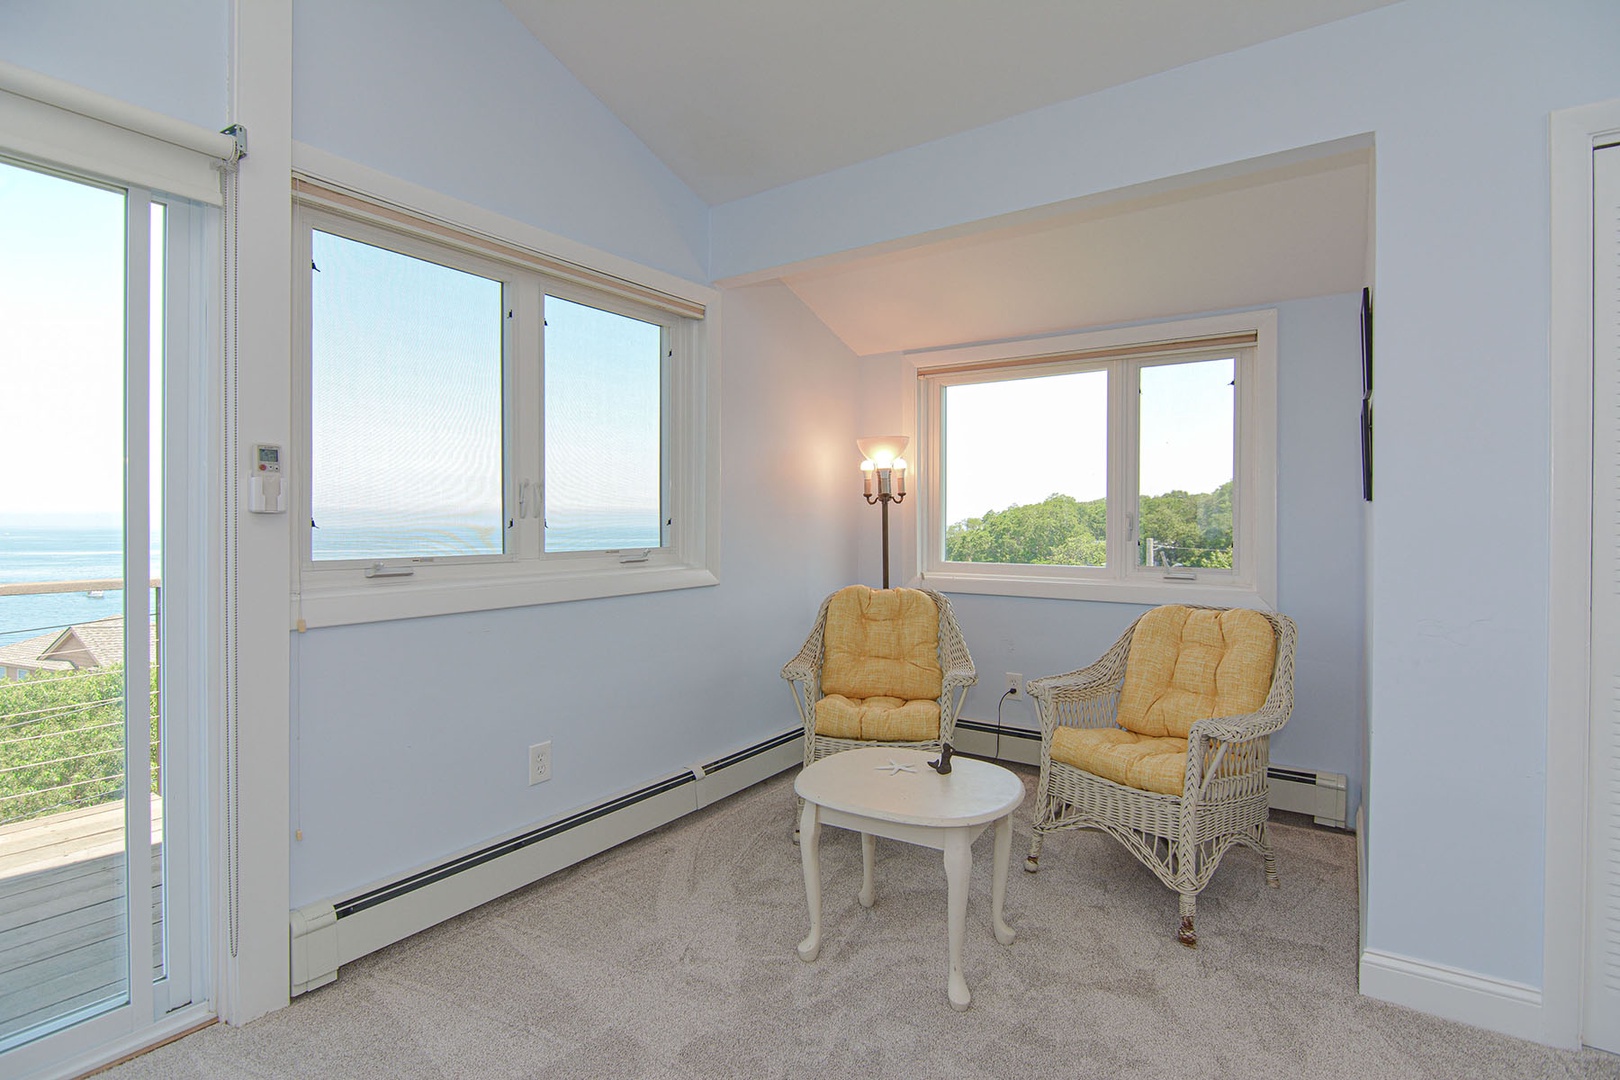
[1006,672,1023,697]
[528,741,552,785]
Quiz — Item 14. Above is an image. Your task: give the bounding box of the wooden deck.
[0,798,163,1043]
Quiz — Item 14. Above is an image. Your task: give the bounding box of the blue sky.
[0,161,127,524]
[944,356,1234,522]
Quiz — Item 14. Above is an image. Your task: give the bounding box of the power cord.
[995,687,1016,761]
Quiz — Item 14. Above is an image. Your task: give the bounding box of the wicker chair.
[781,585,975,774]
[1024,604,1297,947]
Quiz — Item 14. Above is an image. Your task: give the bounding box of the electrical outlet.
[1006,672,1023,697]
[528,741,552,785]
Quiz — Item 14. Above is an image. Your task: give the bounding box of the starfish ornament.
[875,759,917,775]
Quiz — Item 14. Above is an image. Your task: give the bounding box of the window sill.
[292,563,719,630]
[914,567,1273,610]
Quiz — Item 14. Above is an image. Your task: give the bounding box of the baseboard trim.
[1359,948,1545,1042]
[291,730,801,994]
[953,720,1041,766]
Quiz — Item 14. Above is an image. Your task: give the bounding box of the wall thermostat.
[250,443,285,513]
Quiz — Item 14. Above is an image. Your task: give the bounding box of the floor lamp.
[858,435,908,589]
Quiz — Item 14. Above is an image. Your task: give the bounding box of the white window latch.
[365,562,415,579]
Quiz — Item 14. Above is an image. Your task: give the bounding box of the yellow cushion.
[815,695,941,742]
[1116,606,1276,740]
[1051,726,1188,796]
[820,586,942,702]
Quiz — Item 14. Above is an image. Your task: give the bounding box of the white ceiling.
[779,150,1371,356]
[502,0,1397,205]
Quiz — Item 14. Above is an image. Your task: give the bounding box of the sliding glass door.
[0,157,207,1061]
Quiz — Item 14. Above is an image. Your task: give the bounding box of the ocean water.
[309,509,661,561]
[0,525,155,649]
[1,511,659,649]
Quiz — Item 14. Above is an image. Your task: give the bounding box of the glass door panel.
[0,160,142,1048]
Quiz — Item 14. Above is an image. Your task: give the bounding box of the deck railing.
[0,580,160,828]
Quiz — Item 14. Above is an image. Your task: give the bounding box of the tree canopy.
[945,483,1232,568]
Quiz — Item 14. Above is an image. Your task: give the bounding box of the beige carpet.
[105,767,1619,1079]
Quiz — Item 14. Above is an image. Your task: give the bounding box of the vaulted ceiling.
[501,2,1385,353]
[502,0,1397,205]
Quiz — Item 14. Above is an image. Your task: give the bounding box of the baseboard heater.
[953,719,1349,830]
[290,729,802,996]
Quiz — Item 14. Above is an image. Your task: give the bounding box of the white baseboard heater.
[953,720,1350,830]
[290,729,802,997]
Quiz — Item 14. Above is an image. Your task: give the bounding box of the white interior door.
[1586,139,1620,1055]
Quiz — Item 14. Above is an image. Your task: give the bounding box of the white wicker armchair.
[1024,605,1297,947]
[781,585,975,771]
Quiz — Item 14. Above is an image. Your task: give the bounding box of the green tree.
[944,483,1233,569]
[1138,482,1233,568]
[0,664,158,825]
[945,492,1106,566]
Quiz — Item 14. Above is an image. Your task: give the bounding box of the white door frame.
[1546,96,1620,1051]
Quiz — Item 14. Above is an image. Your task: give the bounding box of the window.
[293,185,716,627]
[917,311,1276,606]
[309,229,505,562]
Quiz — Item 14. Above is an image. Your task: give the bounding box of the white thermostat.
[249,443,285,513]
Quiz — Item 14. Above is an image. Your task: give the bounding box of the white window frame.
[290,184,718,629]
[915,310,1277,608]
[0,156,217,1074]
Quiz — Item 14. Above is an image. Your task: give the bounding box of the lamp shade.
[856,435,909,469]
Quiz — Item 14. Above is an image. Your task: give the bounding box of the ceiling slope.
[503,0,1397,204]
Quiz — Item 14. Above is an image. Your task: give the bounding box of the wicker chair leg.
[1260,824,1280,886]
[793,795,804,843]
[1177,894,1198,948]
[1024,830,1044,872]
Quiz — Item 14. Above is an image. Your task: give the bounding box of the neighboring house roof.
[0,629,74,675]
[0,616,156,678]
[42,616,125,670]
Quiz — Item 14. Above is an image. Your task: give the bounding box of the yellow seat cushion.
[820,586,942,702]
[815,694,941,742]
[1116,606,1276,740]
[1050,726,1188,796]
[814,586,944,744]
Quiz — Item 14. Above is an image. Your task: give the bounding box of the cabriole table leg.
[943,830,972,1011]
[992,814,1016,945]
[797,801,822,962]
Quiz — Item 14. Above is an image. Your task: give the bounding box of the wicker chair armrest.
[941,660,977,690]
[1187,702,1289,746]
[1025,647,1129,705]
[780,648,818,684]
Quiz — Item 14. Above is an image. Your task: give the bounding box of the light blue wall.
[933,295,1366,816]
[0,0,228,128]
[292,0,708,282]
[289,280,860,905]
[11,0,1618,1002]
[712,0,1620,988]
[279,1,860,905]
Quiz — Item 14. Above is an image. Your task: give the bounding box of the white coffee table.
[794,746,1025,1011]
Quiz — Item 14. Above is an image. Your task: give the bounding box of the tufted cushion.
[815,695,941,742]
[1116,606,1276,740]
[814,586,944,744]
[820,586,942,702]
[1051,726,1188,796]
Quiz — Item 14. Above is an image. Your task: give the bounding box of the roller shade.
[0,59,239,205]
[293,176,707,321]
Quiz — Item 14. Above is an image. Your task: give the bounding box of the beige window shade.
[916,331,1257,378]
[292,176,705,320]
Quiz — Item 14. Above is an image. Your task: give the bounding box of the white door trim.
[1546,96,1620,1051]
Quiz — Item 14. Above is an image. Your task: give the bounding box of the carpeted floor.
[104,767,1619,1079]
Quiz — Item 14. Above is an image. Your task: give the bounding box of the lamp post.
[858,435,908,589]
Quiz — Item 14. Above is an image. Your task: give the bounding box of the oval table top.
[795,747,1025,828]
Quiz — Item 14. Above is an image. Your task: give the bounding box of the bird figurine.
[928,742,954,774]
